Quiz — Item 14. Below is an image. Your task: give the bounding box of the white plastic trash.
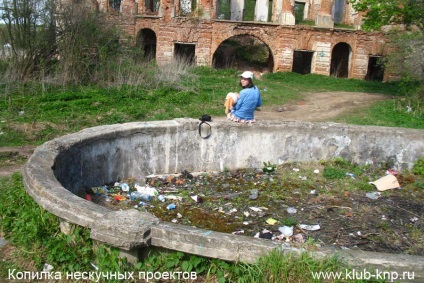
[278,226,293,237]
[299,224,320,231]
[135,184,158,196]
[287,207,297,214]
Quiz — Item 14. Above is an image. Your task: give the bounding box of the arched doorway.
[212,34,274,73]
[330,42,351,78]
[136,28,157,60]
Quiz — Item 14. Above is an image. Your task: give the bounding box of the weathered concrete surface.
[91,209,160,250]
[23,118,424,279]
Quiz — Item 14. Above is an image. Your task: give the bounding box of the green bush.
[323,167,347,179]
[413,157,424,177]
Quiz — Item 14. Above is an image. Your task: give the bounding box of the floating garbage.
[266,218,278,225]
[120,183,130,192]
[299,224,320,231]
[249,189,259,200]
[287,207,297,214]
[135,184,158,196]
[278,226,293,237]
[165,195,183,201]
[249,207,262,212]
[190,195,203,203]
[114,195,127,201]
[386,169,399,176]
[158,195,166,202]
[310,190,318,196]
[130,191,151,201]
[166,203,176,210]
[369,174,400,191]
[313,169,320,174]
[254,229,273,239]
[366,192,381,200]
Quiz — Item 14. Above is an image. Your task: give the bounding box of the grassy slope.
[2,68,421,147]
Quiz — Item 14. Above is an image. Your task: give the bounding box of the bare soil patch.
[255,91,388,122]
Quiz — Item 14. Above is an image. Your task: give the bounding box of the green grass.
[334,99,424,129]
[0,67,410,146]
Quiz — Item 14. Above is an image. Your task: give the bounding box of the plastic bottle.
[130,191,152,201]
[158,195,166,202]
[166,203,176,210]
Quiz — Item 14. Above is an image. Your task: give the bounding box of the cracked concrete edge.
[150,223,424,280]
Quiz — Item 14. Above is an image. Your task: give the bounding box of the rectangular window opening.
[292,50,313,74]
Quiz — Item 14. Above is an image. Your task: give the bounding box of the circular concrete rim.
[22,118,424,279]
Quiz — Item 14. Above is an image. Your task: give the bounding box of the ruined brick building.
[95,0,390,80]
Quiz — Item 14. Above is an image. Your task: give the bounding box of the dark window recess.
[292,50,313,74]
[145,0,160,14]
[109,0,121,11]
[174,43,195,64]
[365,56,385,81]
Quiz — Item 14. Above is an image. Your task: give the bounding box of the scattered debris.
[411,217,419,223]
[166,203,176,210]
[299,224,321,231]
[249,189,259,200]
[366,192,381,200]
[249,207,262,212]
[278,226,294,237]
[266,218,278,225]
[370,174,400,191]
[85,164,424,255]
[287,207,297,214]
[255,229,273,239]
[346,173,355,179]
[43,263,54,272]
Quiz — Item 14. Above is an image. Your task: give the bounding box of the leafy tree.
[0,0,57,80]
[0,0,123,83]
[351,0,424,32]
[352,0,424,107]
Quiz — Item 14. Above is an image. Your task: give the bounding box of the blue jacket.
[233,86,262,120]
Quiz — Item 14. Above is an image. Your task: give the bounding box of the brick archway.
[330,42,351,78]
[136,28,157,60]
[212,33,274,72]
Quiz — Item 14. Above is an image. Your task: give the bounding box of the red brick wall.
[99,0,392,80]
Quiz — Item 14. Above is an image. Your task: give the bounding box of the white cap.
[240,71,254,80]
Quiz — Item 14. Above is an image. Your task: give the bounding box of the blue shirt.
[233,86,262,120]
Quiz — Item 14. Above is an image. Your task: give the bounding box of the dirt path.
[255,91,387,121]
[0,92,389,177]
